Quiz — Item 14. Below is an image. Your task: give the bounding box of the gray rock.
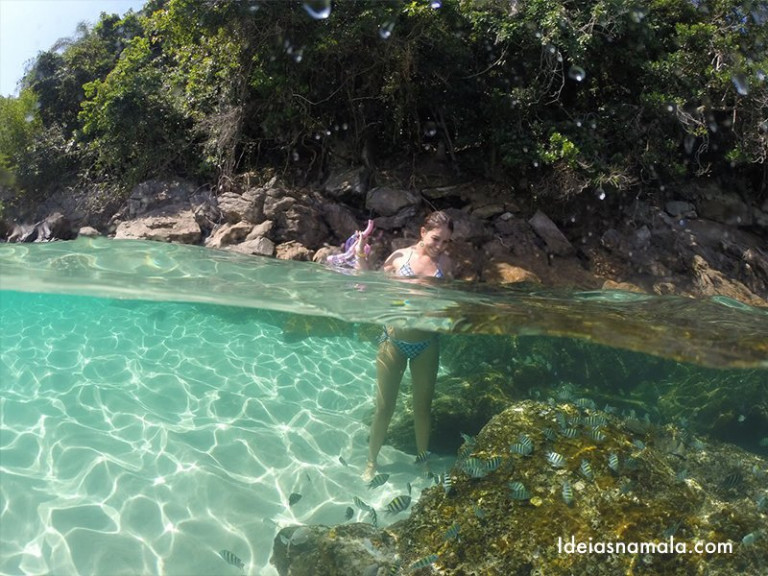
[205,222,254,249]
[114,209,201,244]
[322,167,370,200]
[226,236,275,256]
[271,524,399,576]
[528,210,575,256]
[365,186,420,216]
[665,200,697,219]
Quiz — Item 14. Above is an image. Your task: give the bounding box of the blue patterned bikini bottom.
[379,329,436,360]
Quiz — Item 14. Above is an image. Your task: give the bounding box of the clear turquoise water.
[1,238,767,575]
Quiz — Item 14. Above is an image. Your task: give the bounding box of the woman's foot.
[362,460,377,482]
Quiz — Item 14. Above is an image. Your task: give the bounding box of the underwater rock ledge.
[272,400,768,575]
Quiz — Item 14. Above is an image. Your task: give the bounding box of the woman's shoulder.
[382,247,411,271]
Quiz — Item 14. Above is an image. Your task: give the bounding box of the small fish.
[757,494,768,512]
[574,397,596,410]
[741,531,762,546]
[473,504,486,519]
[461,457,487,479]
[409,554,438,571]
[560,427,579,439]
[518,434,534,454]
[440,473,453,494]
[367,473,390,489]
[414,450,431,463]
[584,415,608,427]
[484,456,502,471]
[586,428,606,442]
[385,495,411,514]
[345,506,354,520]
[354,496,372,512]
[338,456,348,466]
[568,416,583,427]
[607,453,620,473]
[218,549,245,571]
[556,412,567,429]
[632,439,646,451]
[721,470,743,490]
[443,523,460,541]
[542,427,557,441]
[508,481,531,500]
[368,508,378,527]
[288,492,302,507]
[407,481,413,495]
[580,459,594,481]
[546,451,566,468]
[759,437,768,447]
[561,480,573,505]
[460,432,475,445]
[675,468,688,483]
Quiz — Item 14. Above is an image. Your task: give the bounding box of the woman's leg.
[409,338,439,456]
[365,341,407,479]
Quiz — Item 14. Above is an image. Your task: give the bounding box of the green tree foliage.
[0,89,42,189]
[0,0,764,202]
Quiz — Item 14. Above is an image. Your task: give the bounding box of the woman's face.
[421,225,452,257]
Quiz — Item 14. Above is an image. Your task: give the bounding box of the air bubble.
[303,0,331,20]
[379,20,395,39]
[598,190,606,200]
[292,151,300,161]
[568,66,586,82]
[631,10,646,22]
[430,0,442,8]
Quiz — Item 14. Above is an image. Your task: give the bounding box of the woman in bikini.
[353,211,453,481]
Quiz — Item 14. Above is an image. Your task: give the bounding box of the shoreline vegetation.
[0,0,766,308]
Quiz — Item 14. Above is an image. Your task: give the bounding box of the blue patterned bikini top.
[398,250,444,278]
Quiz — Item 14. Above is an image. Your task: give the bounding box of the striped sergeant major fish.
[367,473,390,489]
[409,554,438,571]
[354,496,372,512]
[218,549,245,571]
[414,450,431,464]
[384,495,411,514]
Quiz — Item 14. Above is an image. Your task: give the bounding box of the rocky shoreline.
[2,166,767,308]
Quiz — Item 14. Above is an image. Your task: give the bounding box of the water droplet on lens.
[568,65,586,82]
[379,20,395,40]
[684,134,696,154]
[303,0,331,20]
[732,74,749,95]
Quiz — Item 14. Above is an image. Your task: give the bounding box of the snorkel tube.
[327,219,375,267]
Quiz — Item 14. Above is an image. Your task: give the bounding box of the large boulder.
[114,209,201,243]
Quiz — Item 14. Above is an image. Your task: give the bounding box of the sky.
[0,0,146,97]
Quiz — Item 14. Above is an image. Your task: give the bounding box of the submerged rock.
[394,400,768,575]
[271,523,400,576]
